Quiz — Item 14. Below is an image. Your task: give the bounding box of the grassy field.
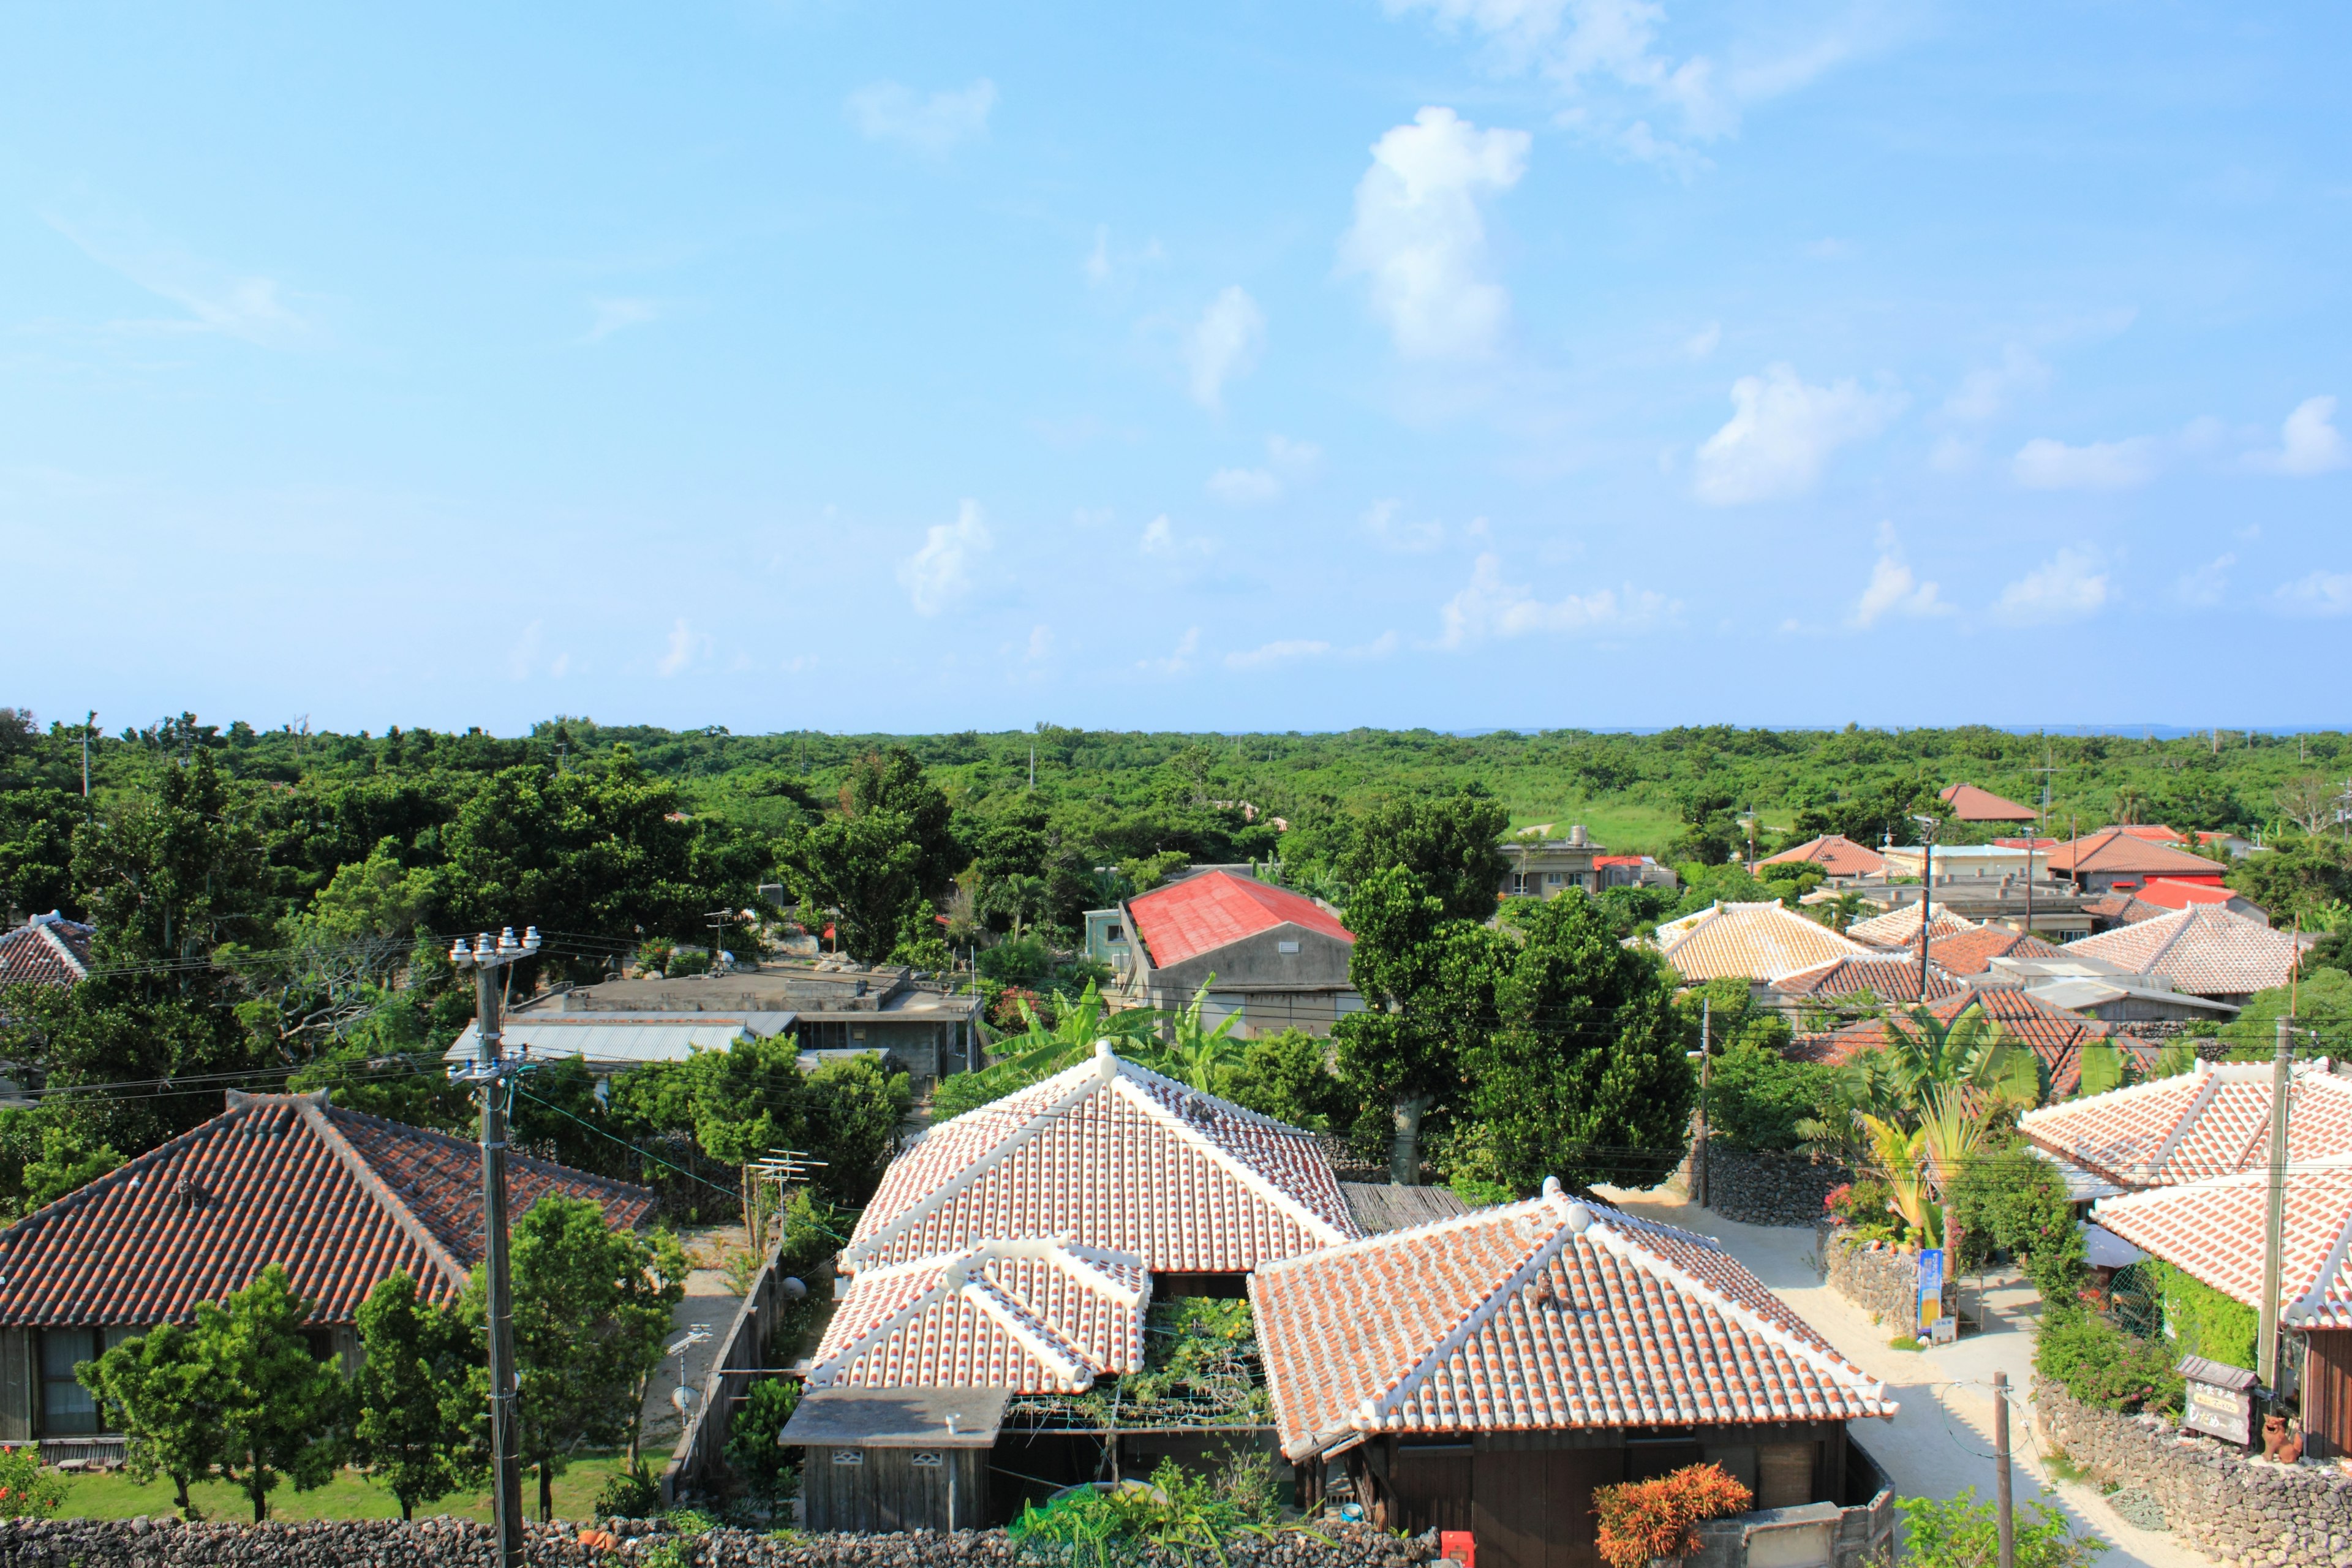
[54,1453,632,1524]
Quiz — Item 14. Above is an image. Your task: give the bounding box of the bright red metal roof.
[1128,870,1352,970]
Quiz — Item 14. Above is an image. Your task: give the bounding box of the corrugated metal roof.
[1128,871,1352,970]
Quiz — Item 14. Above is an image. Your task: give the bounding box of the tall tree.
[1458,894,1693,1193]
[78,1322,228,1520]
[484,1195,683,1522]
[1332,867,1502,1183]
[1318,786,1510,922]
[198,1265,347,1521]
[352,1272,484,1520]
[778,749,954,963]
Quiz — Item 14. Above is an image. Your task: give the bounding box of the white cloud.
[1994,548,2109,625]
[1692,364,1902,505]
[1435,552,1672,647]
[2277,570,2352,617]
[1850,540,1949,629]
[846,78,997,154]
[2011,435,2160,490]
[1138,627,1202,676]
[2177,553,2235,608]
[1207,467,1281,505]
[2247,396,2350,476]
[50,213,312,347]
[1942,344,2047,423]
[1226,639,1333,670]
[584,297,662,343]
[1265,434,1322,475]
[1929,434,1978,474]
[1683,322,1721,359]
[1362,499,1448,552]
[1338,108,1530,360]
[508,620,545,680]
[1139,514,1216,558]
[657,618,710,677]
[1183,286,1265,410]
[898,499,992,615]
[1026,625,1054,662]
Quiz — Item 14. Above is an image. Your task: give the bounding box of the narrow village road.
[1592,1183,2211,1568]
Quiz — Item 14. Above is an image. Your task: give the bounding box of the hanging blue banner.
[1917,1248,1945,1338]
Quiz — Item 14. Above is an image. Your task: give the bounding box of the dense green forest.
[4,706,2349,1211]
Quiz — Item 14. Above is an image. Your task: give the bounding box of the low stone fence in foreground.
[1819,1226,1954,1333]
[0,1517,1431,1568]
[2035,1376,2352,1567]
[1677,1140,1847,1228]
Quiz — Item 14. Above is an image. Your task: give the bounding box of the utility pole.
[1912,814,1940,1001]
[1028,743,1036,792]
[1993,1370,2015,1568]
[2259,1012,2293,1389]
[80,711,94,800]
[1696,997,1712,1210]
[450,925,540,1568]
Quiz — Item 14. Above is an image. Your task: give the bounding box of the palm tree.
[1816,891,1871,934]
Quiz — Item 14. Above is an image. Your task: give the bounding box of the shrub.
[2152,1261,2258,1371]
[595,1464,662,1520]
[2035,1307,2183,1415]
[1593,1462,1752,1568]
[723,1376,802,1513]
[0,1446,67,1520]
[1703,1040,1837,1153]
[978,936,1054,988]
[1897,1487,2105,1568]
[1827,1177,1902,1243]
[1948,1145,2084,1302]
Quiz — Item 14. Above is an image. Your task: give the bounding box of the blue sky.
[2,1,2346,736]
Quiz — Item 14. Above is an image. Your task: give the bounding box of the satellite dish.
[671,1385,699,1417]
[780,1276,809,1300]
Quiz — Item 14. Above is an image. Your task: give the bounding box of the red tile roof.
[1768,956,1965,1005]
[0,913,93,989]
[1758,835,1886,876]
[2094,1158,2352,1328]
[1128,871,1353,970]
[2019,1060,2352,1190]
[807,1238,1150,1393]
[1925,927,2071,976]
[2131,879,2266,918]
[2065,905,2309,997]
[2041,828,2226,879]
[2081,892,2168,926]
[1793,988,2159,1097]
[1846,902,1978,948]
[2115,825,2185,844]
[842,1042,1359,1275]
[1249,1183,1894,1459]
[1940,784,2041,823]
[0,1091,656,1327]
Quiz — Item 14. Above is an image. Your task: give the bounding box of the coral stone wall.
[1678,1139,1848,1228]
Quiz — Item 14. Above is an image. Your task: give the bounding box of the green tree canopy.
[1303,785,1509,922]
[78,1322,228,1520]
[352,1272,485,1519]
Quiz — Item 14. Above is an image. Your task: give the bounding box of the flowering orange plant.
[0,1447,67,1520]
[1593,1462,1753,1568]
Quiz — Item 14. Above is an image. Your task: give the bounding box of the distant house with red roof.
[1124,870,1359,1036]
[1759,834,1886,878]
[1940,783,2041,823]
[0,911,93,990]
[2041,827,2226,894]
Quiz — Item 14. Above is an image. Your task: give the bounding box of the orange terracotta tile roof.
[807,1238,1150,1393]
[2041,828,2228,878]
[1757,835,1885,876]
[1847,902,1979,948]
[1646,901,1872,983]
[0,1091,656,1327]
[0,913,93,989]
[2094,1158,2352,1328]
[1249,1183,1895,1460]
[1925,928,2071,976]
[2065,905,2308,997]
[2019,1060,2352,1189]
[843,1042,1359,1275]
[1129,871,1352,970]
[2081,892,2168,926]
[1793,987,2159,1097]
[1768,955,1965,1005]
[1940,784,2041,823]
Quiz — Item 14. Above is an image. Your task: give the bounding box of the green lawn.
[55,1453,631,1525]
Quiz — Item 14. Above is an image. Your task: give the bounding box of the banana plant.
[1855,1111,1939,1245]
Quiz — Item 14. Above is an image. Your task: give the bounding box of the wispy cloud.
[1435,552,1673,647]
[1362,499,1450,552]
[1205,434,1321,505]
[899,499,993,614]
[1850,529,1950,628]
[1138,627,1201,675]
[1693,364,1902,505]
[50,213,313,347]
[2245,396,2350,477]
[1942,344,2048,423]
[583,297,663,343]
[2177,553,2235,608]
[2011,435,2160,491]
[1994,547,2109,624]
[1338,107,1529,360]
[2276,570,2352,617]
[1183,286,1265,410]
[657,618,710,677]
[1226,638,1333,670]
[1140,514,1218,558]
[846,78,997,155]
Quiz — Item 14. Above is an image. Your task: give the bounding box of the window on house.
[1544,872,1563,886]
[1509,873,1531,895]
[1106,924,1123,942]
[41,1328,100,1434]
[1277,940,1300,954]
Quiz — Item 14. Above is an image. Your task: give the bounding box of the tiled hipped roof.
[1793,989,2160,1098]
[0,912,94,989]
[1847,903,1978,948]
[0,1090,656,1327]
[1250,1183,1894,1460]
[808,1239,1150,1392]
[1925,928,2070,976]
[1128,871,1352,970]
[1768,955,1964,1005]
[2094,1159,2352,1329]
[1646,902,1871,984]
[1757,835,1885,877]
[1939,784,2041,822]
[2019,1060,2352,1190]
[2041,829,2226,879]
[843,1042,1359,1273]
[2064,906,2309,997]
